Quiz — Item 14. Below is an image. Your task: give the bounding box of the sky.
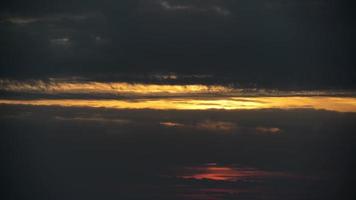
[1,1,356,200]
[0,0,355,88]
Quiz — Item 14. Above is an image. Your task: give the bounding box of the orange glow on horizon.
[182,166,236,181]
[179,165,294,181]
[0,96,356,112]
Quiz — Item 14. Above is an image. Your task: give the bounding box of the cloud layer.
[0,0,354,89]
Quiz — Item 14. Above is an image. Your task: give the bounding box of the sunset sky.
[1,1,355,200]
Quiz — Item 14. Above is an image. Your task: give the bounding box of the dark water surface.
[1,105,355,199]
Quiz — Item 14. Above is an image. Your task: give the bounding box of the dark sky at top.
[1,2,356,199]
[0,0,355,88]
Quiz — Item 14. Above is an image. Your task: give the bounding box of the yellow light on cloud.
[1,97,356,112]
[0,80,229,95]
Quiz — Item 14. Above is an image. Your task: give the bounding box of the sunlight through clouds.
[1,96,356,112]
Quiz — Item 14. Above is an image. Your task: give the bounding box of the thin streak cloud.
[54,116,131,124]
[157,0,231,16]
[0,79,229,95]
[160,120,237,132]
[1,79,355,97]
[0,13,100,25]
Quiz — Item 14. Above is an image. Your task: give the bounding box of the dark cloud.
[0,0,355,88]
[1,105,356,199]
[1,2,355,198]
[1,104,356,166]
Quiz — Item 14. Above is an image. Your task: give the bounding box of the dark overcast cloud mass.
[1,2,356,199]
[1,105,356,199]
[0,0,355,88]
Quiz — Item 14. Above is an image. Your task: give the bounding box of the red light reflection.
[178,164,294,182]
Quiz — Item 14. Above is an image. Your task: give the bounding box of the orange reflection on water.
[0,96,356,112]
[181,166,241,181]
[178,164,293,182]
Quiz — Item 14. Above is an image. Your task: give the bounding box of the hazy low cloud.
[160,120,237,132]
[1,13,101,25]
[159,0,191,10]
[160,120,282,134]
[157,0,230,16]
[50,37,71,47]
[1,17,39,24]
[263,0,329,10]
[255,127,281,134]
[195,120,237,132]
[55,116,131,125]
[160,121,185,127]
